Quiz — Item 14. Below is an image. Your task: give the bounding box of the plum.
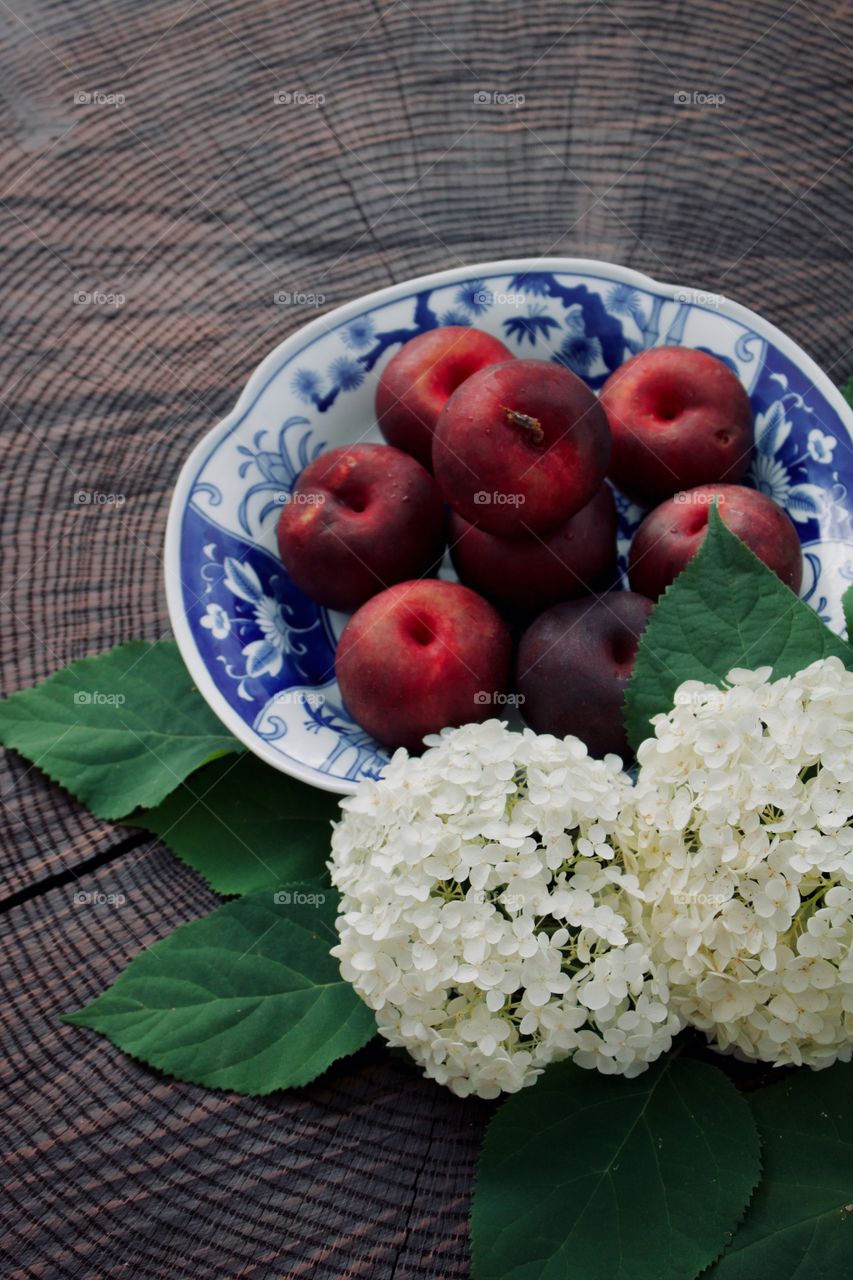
[628,482,802,598]
[277,443,445,612]
[335,579,512,753]
[375,326,513,469]
[432,359,611,538]
[515,591,654,760]
[599,346,753,505]
[449,484,618,612]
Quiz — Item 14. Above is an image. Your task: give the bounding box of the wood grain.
[1,0,851,1273]
[0,844,485,1278]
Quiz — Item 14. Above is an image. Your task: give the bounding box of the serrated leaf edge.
[0,639,239,819]
[60,882,376,1095]
[63,995,375,1096]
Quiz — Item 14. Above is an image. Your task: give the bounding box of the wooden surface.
[1,1,851,1275]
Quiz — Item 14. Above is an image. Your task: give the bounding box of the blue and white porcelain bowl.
[164,258,853,794]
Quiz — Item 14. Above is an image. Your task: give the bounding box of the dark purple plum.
[515,591,654,760]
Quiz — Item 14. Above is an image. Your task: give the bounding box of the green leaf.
[132,753,340,895]
[470,1056,761,1280]
[0,640,239,819]
[624,507,853,750]
[62,883,375,1093]
[843,584,853,644]
[709,1063,853,1280]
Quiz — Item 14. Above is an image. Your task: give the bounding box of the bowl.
[164,258,853,794]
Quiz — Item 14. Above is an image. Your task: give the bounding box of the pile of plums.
[277,327,803,760]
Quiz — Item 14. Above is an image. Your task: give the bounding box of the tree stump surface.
[1,1,850,1275]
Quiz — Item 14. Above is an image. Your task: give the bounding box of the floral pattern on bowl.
[165,259,853,793]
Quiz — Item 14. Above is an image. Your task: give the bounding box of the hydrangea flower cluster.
[329,721,679,1099]
[626,657,853,1070]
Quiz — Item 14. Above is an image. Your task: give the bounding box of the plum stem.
[502,406,544,445]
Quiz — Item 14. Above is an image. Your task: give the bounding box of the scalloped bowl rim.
[164,256,853,792]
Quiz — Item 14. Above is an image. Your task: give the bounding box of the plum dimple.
[408,616,435,647]
[681,504,709,536]
[435,352,495,399]
[333,480,368,513]
[610,627,640,670]
[646,385,686,423]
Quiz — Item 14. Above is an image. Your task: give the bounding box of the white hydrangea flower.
[329,720,679,1099]
[626,657,853,1071]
